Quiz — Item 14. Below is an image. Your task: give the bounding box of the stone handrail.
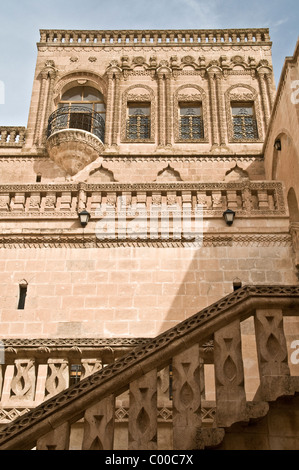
[0,285,299,450]
[39,29,271,47]
[0,127,26,147]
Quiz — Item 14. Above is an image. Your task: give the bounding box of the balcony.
[46,106,105,176]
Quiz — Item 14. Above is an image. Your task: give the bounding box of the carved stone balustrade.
[39,29,271,47]
[0,338,213,430]
[0,127,26,148]
[1,285,299,450]
[0,181,288,248]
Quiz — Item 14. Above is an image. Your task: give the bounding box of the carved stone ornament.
[46,129,105,176]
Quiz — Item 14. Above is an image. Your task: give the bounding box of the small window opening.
[36,174,42,183]
[233,278,242,291]
[18,281,28,309]
[70,364,82,386]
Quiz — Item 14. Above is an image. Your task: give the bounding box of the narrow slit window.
[18,284,27,309]
[36,174,41,183]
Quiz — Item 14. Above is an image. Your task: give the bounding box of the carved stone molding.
[0,233,291,249]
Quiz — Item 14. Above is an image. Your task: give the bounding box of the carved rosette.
[46,129,105,176]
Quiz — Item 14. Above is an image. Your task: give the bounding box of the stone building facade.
[0,29,299,450]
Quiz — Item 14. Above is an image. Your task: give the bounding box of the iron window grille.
[126,105,151,140]
[70,364,82,386]
[232,104,258,140]
[179,105,204,140]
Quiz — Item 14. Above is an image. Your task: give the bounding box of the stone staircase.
[1,284,299,450]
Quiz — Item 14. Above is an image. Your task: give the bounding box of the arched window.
[59,86,105,117]
[47,86,105,141]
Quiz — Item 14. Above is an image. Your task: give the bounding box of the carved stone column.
[165,73,172,146]
[290,222,299,268]
[37,422,70,450]
[112,73,121,147]
[42,68,57,145]
[257,71,270,130]
[172,344,201,450]
[215,73,226,146]
[265,73,275,112]
[82,395,115,450]
[207,71,219,147]
[214,319,247,427]
[104,72,114,147]
[77,185,87,212]
[128,369,157,450]
[157,72,165,147]
[254,309,292,401]
[34,70,48,146]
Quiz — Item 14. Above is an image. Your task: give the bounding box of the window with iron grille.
[126,104,150,140]
[70,364,82,386]
[231,103,258,140]
[179,104,204,140]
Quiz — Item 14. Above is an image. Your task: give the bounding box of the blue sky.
[0,0,298,125]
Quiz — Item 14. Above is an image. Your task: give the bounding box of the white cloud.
[176,0,221,26]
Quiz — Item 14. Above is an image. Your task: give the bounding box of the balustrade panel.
[45,359,69,399]
[254,309,293,401]
[82,395,115,450]
[214,319,247,427]
[172,344,201,450]
[37,422,70,450]
[128,369,157,450]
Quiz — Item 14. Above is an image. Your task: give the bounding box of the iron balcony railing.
[47,105,105,142]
